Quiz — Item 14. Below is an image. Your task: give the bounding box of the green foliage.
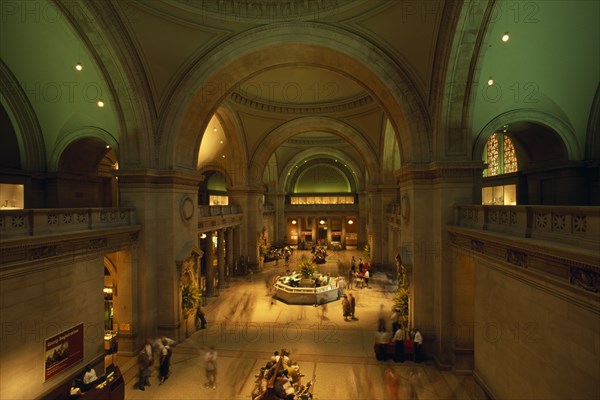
[258,243,268,257]
[363,243,371,259]
[181,278,202,312]
[393,287,410,316]
[297,259,318,278]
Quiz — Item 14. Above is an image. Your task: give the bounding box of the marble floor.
[118,249,474,400]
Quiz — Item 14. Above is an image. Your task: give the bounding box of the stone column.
[117,168,203,344]
[326,218,332,244]
[311,217,317,243]
[217,229,225,289]
[226,227,234,279]
[229,185,264,270]
[205,232,215,297]
[341,217,347,248]
[397,161,484,369]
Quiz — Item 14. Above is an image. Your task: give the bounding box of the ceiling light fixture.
[291,220,297,224]
[502,32,510,42]
[348,220,354,224]
[106,145,110,149]
[487,78,494,86]
[97,100,105,107]
[75,63,83,71]
[213,127,217,131]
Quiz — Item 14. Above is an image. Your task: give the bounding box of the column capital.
[117,168,204,189]
[396,161,486,185]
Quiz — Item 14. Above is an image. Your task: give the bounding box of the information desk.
[77,365,124,400]
[273,281,341,305]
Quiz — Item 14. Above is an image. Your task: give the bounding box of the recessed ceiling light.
[213,127,217,131]
[222,154,225,158]
[75,63,83,71]
[220,140,223,144]
[502,32,510,42]
[487,78,494,86]
[106,145,110,149]
[97,100,105,107]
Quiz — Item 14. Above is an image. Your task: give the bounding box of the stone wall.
[0,257,105,399]
[475,261,600,399]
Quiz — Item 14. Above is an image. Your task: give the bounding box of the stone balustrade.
[0,208,136,238]
[197,205,242,217]
[454,205,600,251]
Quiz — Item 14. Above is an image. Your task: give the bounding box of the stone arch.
[50,127,119,172]
[57,1,156,168]
[473,110,579,167]
[250,116,379,185]
[0,60,46,171]
[159,22,431,171]
[209,103,249,186]
[436,0,493,159]
[279,148,365,193]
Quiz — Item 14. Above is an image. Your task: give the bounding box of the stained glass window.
[483,133,518,176]
[503,135,518,173]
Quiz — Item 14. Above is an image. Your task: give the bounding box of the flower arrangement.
[181,278,202,313]
[393,286,410,316]
[297,258,318,278]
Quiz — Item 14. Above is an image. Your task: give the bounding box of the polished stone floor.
[118,249,474,399]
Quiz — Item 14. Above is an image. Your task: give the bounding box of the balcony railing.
[453,205,600,250]
[0,208,136,238]
[197,205,242,217]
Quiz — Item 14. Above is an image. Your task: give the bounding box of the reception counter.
[273,280,341,305]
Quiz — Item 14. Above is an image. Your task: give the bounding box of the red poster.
[44,323,84,381]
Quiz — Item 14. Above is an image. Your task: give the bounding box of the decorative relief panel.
[29,245,58,260]
[573,215,587,233]
[506,249,527,268]
[535,212,548,230]
[48,214,59,226]
[552,214,566,231]
[11,215,25,228]
[89,238,107,249]
[471,240,485,253]
[569,267,599,293]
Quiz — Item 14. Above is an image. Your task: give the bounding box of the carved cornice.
[229,91,374,114]
[170,0,358,21]
[116,169,203,189]
[0,226,140,280]
[397,161,486,185]
[448,226,600,313]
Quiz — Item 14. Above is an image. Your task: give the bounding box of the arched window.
[483,133,518,177]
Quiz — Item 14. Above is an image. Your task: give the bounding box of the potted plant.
[298,259,317,278]
[181,278,202,316]
[393,286,409,318]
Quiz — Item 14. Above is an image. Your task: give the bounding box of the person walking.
[204,346,218,389]
[341,295,351,321]
[158,339,172,385]
[348,293,356,320]
[196,305,207,329]
[137,347,151,391]
[364,269,370,288]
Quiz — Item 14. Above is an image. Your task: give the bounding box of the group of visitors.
[136,336,176,390]
[374,310,424,363]
[348,256,370,288]
[252,350,313,400]
[341,292,357,320]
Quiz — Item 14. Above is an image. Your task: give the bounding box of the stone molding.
[116,169,204,189]
[397,161,486,185]
[0,226,140,280]
[230,91,374,114]
[448,226,600,313]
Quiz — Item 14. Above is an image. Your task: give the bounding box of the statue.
[396,253,408,288]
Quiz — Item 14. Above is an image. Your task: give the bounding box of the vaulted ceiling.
[1,0,598,190]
